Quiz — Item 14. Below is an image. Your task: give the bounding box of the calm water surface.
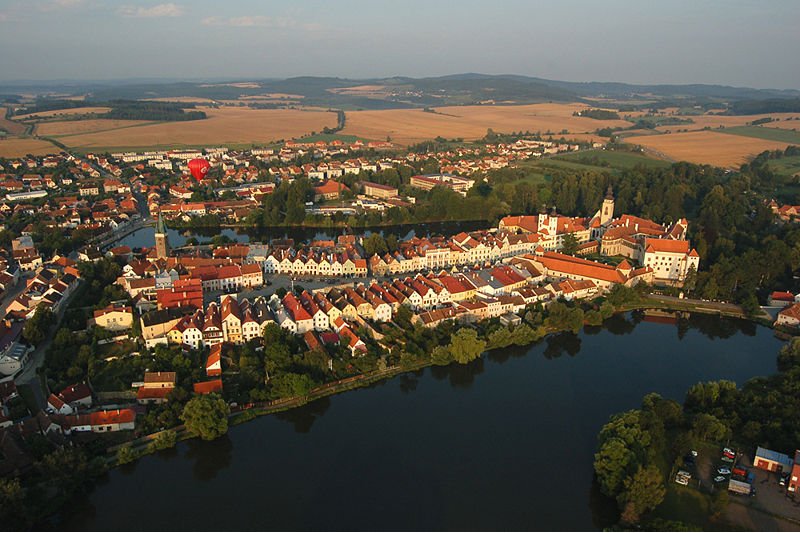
[117,220,490,249]
[64,313,783,531]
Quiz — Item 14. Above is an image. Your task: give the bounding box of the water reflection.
[602,312,639,336]
[398,373,420,394]
[184,435,233,481]
[120,221,490,250]
[544,332,582,358]
[429,357,485,389]
[274,397,332,433]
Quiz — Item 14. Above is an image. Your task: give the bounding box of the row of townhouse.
[263,248,368,277]
[6,268,79,320]
[368,231,541,276]
[117,262,263,311]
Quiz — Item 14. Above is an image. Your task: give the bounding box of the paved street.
[13,280,82,409]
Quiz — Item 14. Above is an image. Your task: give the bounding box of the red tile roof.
[193,379,223,395]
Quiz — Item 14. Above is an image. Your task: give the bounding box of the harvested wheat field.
[654,113,799,133]
[0,137,60,157]
[627,131,791,168]
[58,107,338,150]
[15,106,112,120]
[762,118,800,130]
[342,103,632,145]
[0,108,27,135]
[36,119,154,136]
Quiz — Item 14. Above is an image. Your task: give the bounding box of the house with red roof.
[313,180,350,201]
[59,383,92,409]
[206,344,222,376]
[193,379,223,395]
[776,303,800,329]
[769,291,797,307]
[642,238,699,285]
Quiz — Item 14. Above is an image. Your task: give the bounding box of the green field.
[293,132,364,143]
[721,126,800,144]
[768,155,800,178]
[555,149,672,170]
[515,149,670,175]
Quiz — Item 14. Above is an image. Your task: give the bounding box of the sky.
[0,0,798,89]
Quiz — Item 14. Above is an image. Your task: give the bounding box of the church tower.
[601,186,615,225]
[154,210,169,259]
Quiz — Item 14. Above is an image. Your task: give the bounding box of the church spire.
[156,209,166,234]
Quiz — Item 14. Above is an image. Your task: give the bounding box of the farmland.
[341,103,631,145]
[54,107,338,151]
[14,106,112,120]
[627,130,793,168]
[766,155,800,178]
[0,108,28,135]
[649,113,800,133]
[717,125,800,144]
[35,119,154,137]
[0,137,60,157]
[553,149,671,170]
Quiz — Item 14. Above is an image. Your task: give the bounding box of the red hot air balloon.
[188,158,211,182]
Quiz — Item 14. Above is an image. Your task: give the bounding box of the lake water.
[63,313,783,531]
[117,220,491,250]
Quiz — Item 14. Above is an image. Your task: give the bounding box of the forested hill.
[3,74,799,111]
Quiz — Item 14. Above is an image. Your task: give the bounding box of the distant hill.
[1,74,798,111]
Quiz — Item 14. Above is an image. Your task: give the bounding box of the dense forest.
[730,98,800,115]
[100,100,206,121]
[575,108,621,120]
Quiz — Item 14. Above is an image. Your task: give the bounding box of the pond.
[64,313,782,531]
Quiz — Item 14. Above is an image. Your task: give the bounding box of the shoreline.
[104,296,770,465]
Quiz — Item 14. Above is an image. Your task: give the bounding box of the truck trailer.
[728,479,755,496]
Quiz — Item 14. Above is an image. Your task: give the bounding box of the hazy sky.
[0,0,798,89]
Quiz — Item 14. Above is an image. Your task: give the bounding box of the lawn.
[651,484,712,528]
[555,149,672,170]
[768,155,800,178]
[721,126,800,145]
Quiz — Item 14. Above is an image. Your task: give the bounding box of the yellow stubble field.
[0,138,61,157]
[57,107,338,149]
[341,103,632,145]
[14,106,112,120]
[627,130,792,168]
[36,119,154,136]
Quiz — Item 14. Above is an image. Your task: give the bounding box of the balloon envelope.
[188,158,211,182]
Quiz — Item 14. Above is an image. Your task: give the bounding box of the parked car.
[718,467,732,475]
[675,471,691,486]
[690,450,699,457]
[721,455,734,463]
[780,473,790,486]
[723,448,736,458]
[714,475,727,483]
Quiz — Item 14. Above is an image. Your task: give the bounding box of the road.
[0,274,31,320]
[642,294,772,320]
[13,280,83,409]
